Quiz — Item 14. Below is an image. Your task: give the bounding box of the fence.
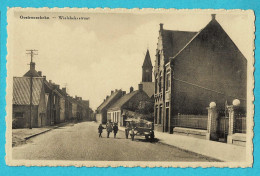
[235,115,246,133]
[172,114,208,130]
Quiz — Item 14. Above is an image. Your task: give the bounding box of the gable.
[170,19,247,106]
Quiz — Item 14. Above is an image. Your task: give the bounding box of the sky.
[8,9,254,109]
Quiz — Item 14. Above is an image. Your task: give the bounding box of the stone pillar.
[227,99,240,144]
[206,102,218,141]
[227,105,235,144]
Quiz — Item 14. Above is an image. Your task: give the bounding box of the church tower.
[142,49,153,82]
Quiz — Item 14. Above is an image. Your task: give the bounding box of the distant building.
[107,85,153,126]
[96,90,125,124]
[154,14,247,133]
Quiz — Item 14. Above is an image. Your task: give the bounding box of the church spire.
[142,49,153,82]
[142,49,153,68]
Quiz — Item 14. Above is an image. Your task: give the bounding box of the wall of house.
[13,105,38,128]
[72,102,77,119]
[37,86,47,127]
[170,22,247,116]
[154,28,167,132]
[107,110,121,125]
[96,113,102,124]
[60,97,66,122]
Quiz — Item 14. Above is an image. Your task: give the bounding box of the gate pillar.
[206,102,218,141]
[227,99,240,144]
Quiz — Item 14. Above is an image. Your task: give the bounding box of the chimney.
[106,95,109,99]
[130,86,134,93]
[49,80,52,84]
[122,91,126,95]
[62,87,66,93]
[111,90,114,95]
[104,99,106,102]
[160,23,163,30]
[211,14,216,20]
[30,62,36,70]
[43,75,46,80]
[138,84,143,91]
[38,71,42,77]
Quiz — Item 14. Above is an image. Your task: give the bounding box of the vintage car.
[125,118,154,141]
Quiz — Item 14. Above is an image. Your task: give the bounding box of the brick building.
[154,14,247,133]
[96,90,125,124]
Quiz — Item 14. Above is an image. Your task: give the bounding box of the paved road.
[13,122,217,161]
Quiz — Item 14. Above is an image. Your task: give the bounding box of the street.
[12,122,217,161]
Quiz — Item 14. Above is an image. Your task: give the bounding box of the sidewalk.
[12,122,70,147]
[118,126,246,162]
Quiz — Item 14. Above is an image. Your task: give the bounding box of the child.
[98,124,105,138]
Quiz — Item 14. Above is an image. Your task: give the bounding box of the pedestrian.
[113,123,119,138]
[98,124,105,138]
[125,122,130,139]
[106,121,113,138]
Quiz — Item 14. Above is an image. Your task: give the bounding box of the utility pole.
[26,49,38,129]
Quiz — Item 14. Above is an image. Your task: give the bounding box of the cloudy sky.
[8,9,254,109]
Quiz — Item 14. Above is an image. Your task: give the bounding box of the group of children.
[98,121,119,138]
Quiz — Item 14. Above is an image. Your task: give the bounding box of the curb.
[24,126,59,140]
[117,126,220,161]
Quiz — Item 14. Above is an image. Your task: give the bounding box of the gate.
[217,103,229,142]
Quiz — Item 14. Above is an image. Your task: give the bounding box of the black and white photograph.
[6,8,254,167]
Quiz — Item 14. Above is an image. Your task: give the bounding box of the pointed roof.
[142,50,153,68]
[171,15,246,61]
[108,90,139,111]
[97,90,123,112]
[13,77,44,105]
[24,69,40,77]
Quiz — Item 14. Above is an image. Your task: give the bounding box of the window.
[157,51,160,67]
[166,73,170,91]
[159,74,162,93]
[117,112,120,123]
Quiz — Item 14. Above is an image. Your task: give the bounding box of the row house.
[12,61,93,128]
[153,14,247,133]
